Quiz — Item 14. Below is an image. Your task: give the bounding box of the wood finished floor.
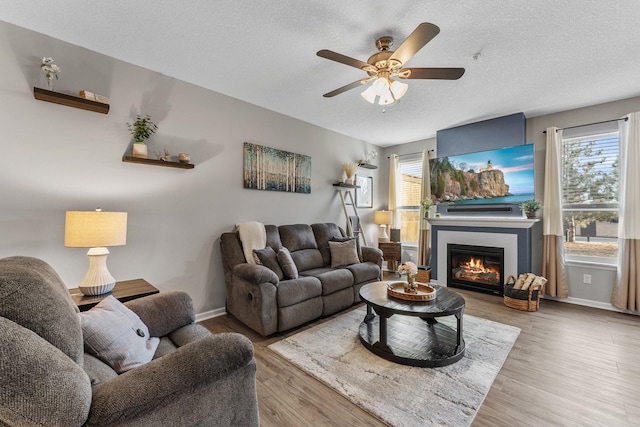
[200,278,640,426]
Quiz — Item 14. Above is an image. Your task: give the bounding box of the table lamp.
[64,209,128,296]
[374,210,392,242]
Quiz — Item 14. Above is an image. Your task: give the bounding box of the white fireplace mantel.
[426,217,539,229]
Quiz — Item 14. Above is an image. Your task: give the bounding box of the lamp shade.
[374,210,392,225]
[65,211,127,247]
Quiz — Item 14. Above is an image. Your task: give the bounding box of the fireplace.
[447,244,504,295]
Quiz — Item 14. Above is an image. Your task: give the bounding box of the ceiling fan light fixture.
[378,90,395,105]
[390,79,408,100]
[371,77,390,96]
[361,85,377,104]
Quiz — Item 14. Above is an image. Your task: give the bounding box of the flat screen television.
[429,144,534,205]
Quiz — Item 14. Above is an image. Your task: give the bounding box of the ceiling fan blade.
[389,22,440,65]
[317,49,372,71]
[400,67,465,80]
[323,80,366,98]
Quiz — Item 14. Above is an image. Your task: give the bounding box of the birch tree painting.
[243,142,311,194]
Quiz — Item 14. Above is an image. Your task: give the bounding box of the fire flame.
[461,257,498,274]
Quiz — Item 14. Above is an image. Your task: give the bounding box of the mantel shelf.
[33,87,109,114]
[122,156,195,169]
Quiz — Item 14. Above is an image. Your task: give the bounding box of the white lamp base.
[378,225,389,242]
[78,247,116,296]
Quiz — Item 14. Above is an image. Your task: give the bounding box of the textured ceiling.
[2,1,640,146]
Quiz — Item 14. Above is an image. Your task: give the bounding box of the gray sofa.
[220,223,383,336]
[0,256,259,427]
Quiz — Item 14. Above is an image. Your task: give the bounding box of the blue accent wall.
[436,112,526,157]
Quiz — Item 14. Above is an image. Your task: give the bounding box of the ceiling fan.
[317,22,465,105]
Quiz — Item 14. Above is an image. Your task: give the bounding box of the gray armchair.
[0,256,259,426]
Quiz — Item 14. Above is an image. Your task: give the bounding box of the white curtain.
[418,149,431,266]
[388,154,400,229]
[542,127,569,297]
[612,112,640,311]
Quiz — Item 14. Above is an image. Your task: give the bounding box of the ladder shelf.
[333,183,368,246]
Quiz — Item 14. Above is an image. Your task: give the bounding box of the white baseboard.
[195,307,227,323]
[432,280,637,315]
[542,295,638,315]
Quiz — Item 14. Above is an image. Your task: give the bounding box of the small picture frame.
[355,174,373,208]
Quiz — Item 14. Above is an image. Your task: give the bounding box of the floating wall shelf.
[333,183,360,189]
[357,162,378,169]
[33,87,110,114]
[122,156,194,169]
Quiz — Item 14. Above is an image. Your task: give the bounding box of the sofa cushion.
[277,247,299,279]
[0,317,92,427]
[265,225,283,250]
[253,247,284,280]
[290,248,324,271]
[347,262,381,284]
[313,268,354,295]
[311,223,345,266]
[279,224,318,252]
[0,256,84,365]
[276,276,322,307]
[329,239,361,268]
[83,352,118,389]
[78,296,160,374]
[279,224,325,271]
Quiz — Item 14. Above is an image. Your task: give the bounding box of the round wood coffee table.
[358,281,465,367]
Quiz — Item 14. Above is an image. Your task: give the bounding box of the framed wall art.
[243,142,311,194]
[355,174,373,208]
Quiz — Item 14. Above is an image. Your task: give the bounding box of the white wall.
[382,97,640,308]
[0,21,383,316]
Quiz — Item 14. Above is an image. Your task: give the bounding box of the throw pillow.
[78,295,160,374]
[330,236,362,261]
[329,239,361,268]
[253,247,284,280]
[277,247,299,279]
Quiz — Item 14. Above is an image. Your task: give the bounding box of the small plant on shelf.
[127,114,158,143]
[421,197,435,217]
[420,197,434,211]
[521,200,542,218]
[127,115,158,159]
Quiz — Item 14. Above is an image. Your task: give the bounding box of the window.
[397,155,422,244]
[561,123,619,261]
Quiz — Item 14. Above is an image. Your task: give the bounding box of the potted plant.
[127,114,158,158]
[521,200,542,219]
[421,197,435,218]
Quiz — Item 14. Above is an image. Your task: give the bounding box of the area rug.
[268,307,520,427]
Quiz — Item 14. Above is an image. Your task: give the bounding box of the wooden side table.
[378,241,401,271]
[69,278,159,311]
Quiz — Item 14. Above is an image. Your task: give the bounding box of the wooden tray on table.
[387,282,436,301]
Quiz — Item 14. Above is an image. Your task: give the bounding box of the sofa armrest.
[86,333,256,426]
[233,263,279,285]
[226,264,279,336]
[362,246,383,266]
[125,291,194,338]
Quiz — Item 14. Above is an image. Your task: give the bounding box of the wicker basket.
[503,275,542,312]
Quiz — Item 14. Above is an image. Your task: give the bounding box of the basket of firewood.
[503,273,547,312]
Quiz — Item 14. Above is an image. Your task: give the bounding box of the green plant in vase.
[421,197,435,217]
[127,115,158,158]
[521,200,542,218]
